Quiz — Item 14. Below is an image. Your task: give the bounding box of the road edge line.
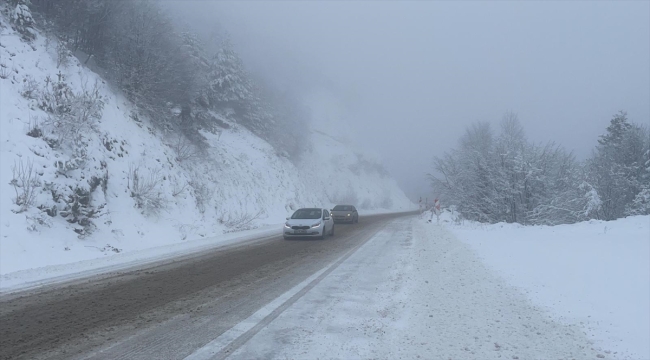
[184,221,392,360]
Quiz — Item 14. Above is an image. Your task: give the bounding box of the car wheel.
[320,228,326,240]
[330,225,335,236]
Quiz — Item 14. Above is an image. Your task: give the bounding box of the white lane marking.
[185,223,388,360]
[184,265,329,360]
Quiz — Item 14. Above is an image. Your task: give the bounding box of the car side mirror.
[286,217,290,220]
[324,216,330,220]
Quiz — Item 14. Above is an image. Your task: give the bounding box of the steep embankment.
[0,16,413,274]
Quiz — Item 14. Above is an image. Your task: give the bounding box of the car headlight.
[347,213,351,216]
[285,223,291,228]
[311,222,321,228]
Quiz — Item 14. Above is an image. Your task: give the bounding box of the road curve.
[0,212,415,360]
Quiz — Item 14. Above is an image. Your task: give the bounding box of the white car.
[284,208,335,240]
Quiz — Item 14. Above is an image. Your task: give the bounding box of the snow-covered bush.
[189,180,213,214]
[53,133,88,175]
[10,157,40,213]
[26,212,52,232]
[26,116,42,138]
[38,72,73,114]
[42,77,104,143]
[21,75,39,99]
[0,63,9,79]
[169,134,200,163]
[626,188,650,216]
[63,186,99,235]
[170,176,189,198]
[219,208,265,232]
[39,173,107,238]
[128,164,166,216]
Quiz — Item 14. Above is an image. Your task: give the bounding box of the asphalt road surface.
[0,212,414,360]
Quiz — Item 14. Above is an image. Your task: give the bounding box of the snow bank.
[445,212,650,360]
[0,16,413,278]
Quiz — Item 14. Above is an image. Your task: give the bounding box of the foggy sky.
[164,1,650,201]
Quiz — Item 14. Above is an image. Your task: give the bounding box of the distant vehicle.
[284,208,335,240]
[331,205,359,224]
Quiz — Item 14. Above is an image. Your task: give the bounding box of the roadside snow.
[0,225,280,293]
[448,214,650,360]
[210,217,606,360]
[0,210,404,293]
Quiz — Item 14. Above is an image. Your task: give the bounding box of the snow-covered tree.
[29,0,310,161]
[99,0,193,123]
[626,188,650,216]
[430,113,597,225]
[588,111,648,220]
[493,112,528,223]
[179,31,210,105]
[597,111,633,148]
[430,122,502,223]
[10,0,36,41]
[625,147,650,216]
[205,38,253,113]
[180,31,209,71]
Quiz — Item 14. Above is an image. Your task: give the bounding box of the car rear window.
[291,209,322,219]
[333,205,353,211]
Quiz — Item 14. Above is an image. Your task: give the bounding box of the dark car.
[330,205,358,224]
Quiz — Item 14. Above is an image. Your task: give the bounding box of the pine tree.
[179,31,210,108]
[205,38,253,113]
[626,147,650,216]
[10,0,36,42]
[589,111,648,219]
[597,111,632,148]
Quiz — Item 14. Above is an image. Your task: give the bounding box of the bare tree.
[10,158,41,213]
[170,134,200,163]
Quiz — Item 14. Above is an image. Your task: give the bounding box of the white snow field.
[0,18,414,285]
[450,213,650,360]
[186,215,648,360]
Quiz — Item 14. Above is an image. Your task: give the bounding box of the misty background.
[163,1,649,201]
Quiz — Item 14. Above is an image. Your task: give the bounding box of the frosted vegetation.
[1,0,411,247]
[429,111,649,225]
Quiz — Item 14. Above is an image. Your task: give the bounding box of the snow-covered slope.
[0,19,413,275]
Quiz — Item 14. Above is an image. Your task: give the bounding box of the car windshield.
[291,209,322,219]
[333,205,353,211]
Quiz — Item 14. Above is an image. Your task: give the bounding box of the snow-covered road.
[194,217,607,360]
[3,214,644,360]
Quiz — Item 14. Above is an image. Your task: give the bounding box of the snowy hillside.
[0,18,413,275]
